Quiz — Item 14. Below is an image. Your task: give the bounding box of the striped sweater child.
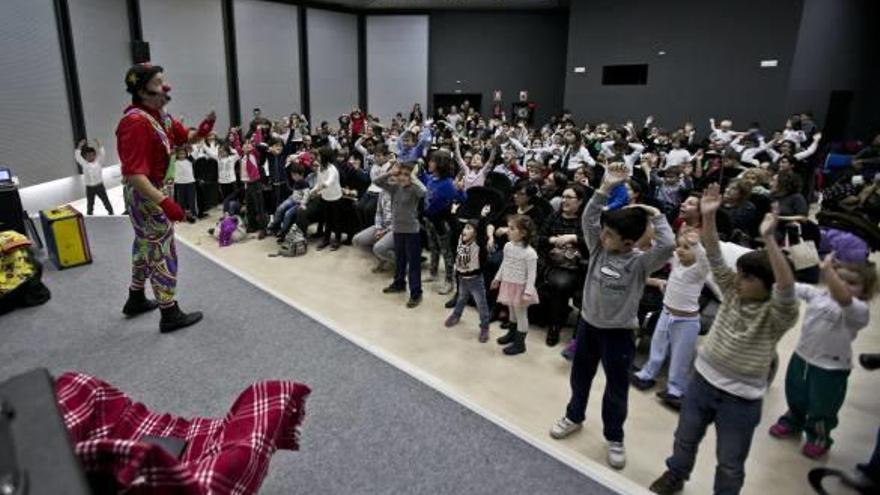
[694,249,801,399]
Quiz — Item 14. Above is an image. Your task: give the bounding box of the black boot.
[546,325,561,347]
[122,289,159,317]
[159,302,203,334]
[860,353,880,370]
[444,293,458,308]
[496,328,517,345]
[503,331,527,355]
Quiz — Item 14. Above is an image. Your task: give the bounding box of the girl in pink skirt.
[491,214,540,355]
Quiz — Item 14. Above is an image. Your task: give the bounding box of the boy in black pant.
[548,163,675,470]
[374,161,426,308]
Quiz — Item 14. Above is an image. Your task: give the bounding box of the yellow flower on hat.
[127,72,138,85]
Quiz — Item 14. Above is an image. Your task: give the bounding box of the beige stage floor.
[72,187,878,494]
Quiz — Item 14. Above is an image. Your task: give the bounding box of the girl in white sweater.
[491,214,539,356]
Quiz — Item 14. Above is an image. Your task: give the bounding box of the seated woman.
[536,183,588,347]
[772,169,809,243]
[266,164,310,241]
[721,180,759,245]
[353,180,395,272]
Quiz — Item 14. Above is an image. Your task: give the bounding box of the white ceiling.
[307,0,565,10]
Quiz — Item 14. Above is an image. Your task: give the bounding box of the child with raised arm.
[768,256,875,459]
[550,163,675,470]
[453,134,495,191]
[375,161,427,308]
[649,184,800,495]
[75,138,114,215]
[631,228,710,410]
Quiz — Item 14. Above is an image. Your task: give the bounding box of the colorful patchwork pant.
[124,183,177,307]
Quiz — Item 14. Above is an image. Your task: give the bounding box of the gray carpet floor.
[0,217,617,494]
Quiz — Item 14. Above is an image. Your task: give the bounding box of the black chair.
[457,186,505,222]
[485,172,513,200]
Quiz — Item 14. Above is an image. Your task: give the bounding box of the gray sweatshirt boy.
[580,190,676,329]
[374,171,426,234]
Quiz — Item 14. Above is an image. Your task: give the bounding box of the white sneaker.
[607,441,626,469]
[550,416,582,439]
[436,280,454,295]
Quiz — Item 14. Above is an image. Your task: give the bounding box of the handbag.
[783,222,820,271]
[548,244,581,270]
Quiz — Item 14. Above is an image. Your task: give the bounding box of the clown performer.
[117,63,215,333]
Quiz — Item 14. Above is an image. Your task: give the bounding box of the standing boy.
[649,184,800,495]
[549,163,675,469]
[374,161,426,308]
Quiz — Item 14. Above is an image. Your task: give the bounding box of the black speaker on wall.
[131,40,151,64]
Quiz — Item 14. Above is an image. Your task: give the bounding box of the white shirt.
[174,158,195,184]
[314,164,342,201]
[202,142,220,160]
[730,136,773,167]
[695,356,767,400]
[218,153,238,184]
[794,284,869,370]
[663,244,710,313]
[710,129,735,144]
[600,141,644,170]
[75,147,105,187]
[561,145,596,170]
[782,129,806,146]
[665,148,693,168]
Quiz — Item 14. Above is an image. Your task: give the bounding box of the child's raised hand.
[481,205,492,218]
[601,163,629,190]
[700,183,722,215]
[819,252,836,271]
[759,203,780,238]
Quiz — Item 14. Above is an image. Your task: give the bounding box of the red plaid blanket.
[55,372,310,495]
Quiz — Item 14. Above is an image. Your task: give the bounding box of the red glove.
[196,111,216,137]
[159,197,185,222]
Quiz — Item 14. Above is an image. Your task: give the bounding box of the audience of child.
[101,100,879,493]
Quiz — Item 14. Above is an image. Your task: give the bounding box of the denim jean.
[666,373,763,495]
[270,197,300,234]
[451,274,490,328]
[635,308,701,397]
[564,317,635,442]
[392,232,422,298]
[353,226,395,263]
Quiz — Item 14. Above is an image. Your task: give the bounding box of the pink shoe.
[478,326,489,343]
[802,442,829,459]
[769,422,799,439]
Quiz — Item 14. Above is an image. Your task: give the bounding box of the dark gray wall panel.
[786,0,877,137]
[0,0,75,186]
[140,0,230,131]
[430,11,567,124]
[235,0,301,122]
[564,0,803,133]
[307,8,359,129]
[366,15,428,124]
[68,0,131,166]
